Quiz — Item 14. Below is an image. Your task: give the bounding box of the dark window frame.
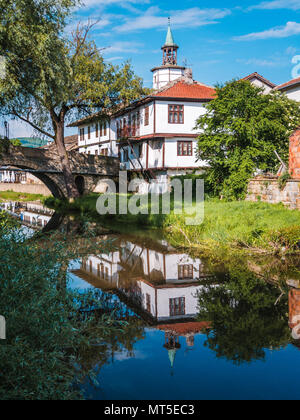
[144,106,150,126]
[168,104,184,124]
[178,264,194,280]
[169,297,186,317]
[177,141,193,157]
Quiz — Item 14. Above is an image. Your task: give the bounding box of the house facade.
[71,23,216,193]
[276,77,300,102]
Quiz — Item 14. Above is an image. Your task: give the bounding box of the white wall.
[284,85,300,102]
[155,100,206,134]
[250,78,273,94]
[164,138,206,169]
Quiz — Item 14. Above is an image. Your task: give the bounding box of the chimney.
[184,68,193,84]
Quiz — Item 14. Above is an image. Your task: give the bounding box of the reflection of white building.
[0,201,53,227]
[72,238,213,323]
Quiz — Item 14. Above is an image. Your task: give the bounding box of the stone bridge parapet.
[0,145,120,198]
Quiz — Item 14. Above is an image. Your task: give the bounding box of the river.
[3,202,300,400]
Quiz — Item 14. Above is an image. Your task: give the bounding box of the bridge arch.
[0,145,120,199]
[0,159,66,198]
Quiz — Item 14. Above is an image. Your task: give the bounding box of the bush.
[0,212,123,400]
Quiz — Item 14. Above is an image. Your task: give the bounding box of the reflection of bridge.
[0,145,119,197]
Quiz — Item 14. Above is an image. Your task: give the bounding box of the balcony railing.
[117,126,140,139]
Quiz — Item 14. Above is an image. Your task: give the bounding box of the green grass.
[164,200,300,252]
[0,190,46,202]
[44,195,300,253]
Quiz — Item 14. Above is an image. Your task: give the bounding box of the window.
[178,264,194,280]
[80,128,84,142]
[146,293,151,312]
[100,124,103,137]
[169,105,184,124]
[138,143,143,158]
[177,141,193,156]
[104,122,107,136]
[123,149,129,162]
[169,297,185,317]
[96,123,99,138]
[144,106,149,126]
[152,140,162,150]
[88,126,91,139]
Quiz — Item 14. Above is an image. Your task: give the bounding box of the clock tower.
[151,18,186,90]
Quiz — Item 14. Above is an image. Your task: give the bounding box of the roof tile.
[153,80,216,100]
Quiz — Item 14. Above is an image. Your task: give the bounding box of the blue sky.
[72,0,300,87]
[8,0,300,137]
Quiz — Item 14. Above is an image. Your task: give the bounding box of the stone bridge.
[0,145,119,198]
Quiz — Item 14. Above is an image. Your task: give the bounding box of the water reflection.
[3,208,300,399]
[71,237,214,325]
[0,201,54,228]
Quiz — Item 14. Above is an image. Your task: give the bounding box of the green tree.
[0,3,148,199]
[0,212,145,400]
[196,80,300,200]
[198,262,290,365]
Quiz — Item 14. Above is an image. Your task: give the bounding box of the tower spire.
[165,17,175,47]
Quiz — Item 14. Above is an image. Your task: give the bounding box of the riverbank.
[0,182,51,197]
[0,190,46,202]
[45,195,300,254]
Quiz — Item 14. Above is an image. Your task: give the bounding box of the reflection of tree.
[74,289,146,386]
[198,266,291,365]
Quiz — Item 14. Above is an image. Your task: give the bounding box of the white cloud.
[249,0,300,10]
[234,21,300,40]
[115,7,231,33]
[103,41,143,54]
[286,46,297,55]
[105,56,124,61]
[81,0,150,9]
[237,57,288,67]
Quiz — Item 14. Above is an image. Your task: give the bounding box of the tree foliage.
[0,212,145,400]
[198,261,291,365]
[196,80,300,200]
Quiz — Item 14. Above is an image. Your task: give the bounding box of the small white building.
[276,77,300,102]
[71,23,216,193]
[242,72,276,93]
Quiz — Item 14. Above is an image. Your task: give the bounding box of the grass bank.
[45,195,300,254]
[0,190,46,202]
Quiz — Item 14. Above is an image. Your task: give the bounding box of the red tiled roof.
[276,77,300,91]
[153,80,216,100]
[241,72,276,88]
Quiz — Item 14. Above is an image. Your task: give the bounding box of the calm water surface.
[67,229,300,400]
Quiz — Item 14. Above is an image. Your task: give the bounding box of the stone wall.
[246,177,300,210]
[0,183,51,196]
[289,129,300,178]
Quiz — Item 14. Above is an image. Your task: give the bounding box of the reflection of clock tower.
[151,18,186,90]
